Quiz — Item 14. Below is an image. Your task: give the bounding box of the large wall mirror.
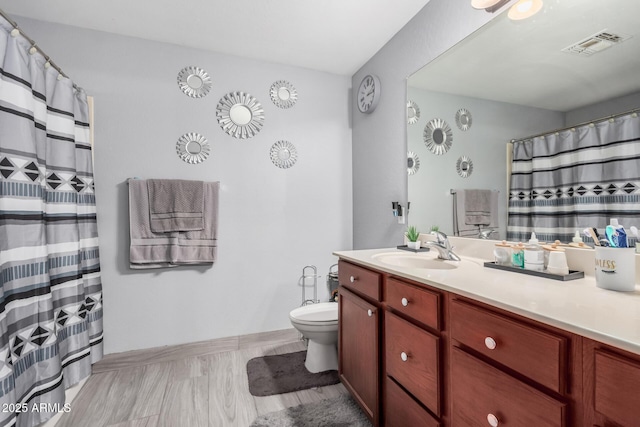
[407,0,640,241]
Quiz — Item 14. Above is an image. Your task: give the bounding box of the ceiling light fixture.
[508,0,544,20]
[471,0,512,12]
[470,0,503,9]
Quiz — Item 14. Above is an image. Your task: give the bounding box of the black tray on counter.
[397,245,431,253]
[483,262,584,281]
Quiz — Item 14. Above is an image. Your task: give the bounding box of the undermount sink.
[372,252,458,270]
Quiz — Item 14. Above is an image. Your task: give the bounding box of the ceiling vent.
[562,30,632,56]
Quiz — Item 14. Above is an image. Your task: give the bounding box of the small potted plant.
[406,225,421,250]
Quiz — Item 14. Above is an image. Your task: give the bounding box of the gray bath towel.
[129,179,219,269]
[148,179,204,232]
[464,189,492,225]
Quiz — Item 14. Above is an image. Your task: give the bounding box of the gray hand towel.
[148,179,204,232]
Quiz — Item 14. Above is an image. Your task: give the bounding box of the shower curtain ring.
[10,28,19,37]
[29,45,37,55]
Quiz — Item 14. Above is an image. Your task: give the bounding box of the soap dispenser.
[524,232,544,272]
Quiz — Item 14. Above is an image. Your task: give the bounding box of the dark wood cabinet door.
[339,286,379,425]
[585,338,640,427]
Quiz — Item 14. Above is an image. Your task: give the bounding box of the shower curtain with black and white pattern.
[507,112,640,244]
[0,17,103,427]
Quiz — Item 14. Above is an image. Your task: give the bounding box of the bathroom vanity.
[334,247,640,427]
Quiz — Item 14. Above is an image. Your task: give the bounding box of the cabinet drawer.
[594,349,640,426]
[338,260,381,301]
[451,347,566,427]
[385,311,440,415]
[385,376,440,427]
[450,299,567,393]
[385,277,440,330]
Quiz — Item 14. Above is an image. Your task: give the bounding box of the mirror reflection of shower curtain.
[0,20,103,427]
[507,112,640,244]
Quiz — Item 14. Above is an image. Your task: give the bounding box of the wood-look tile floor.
[55,333,347,427]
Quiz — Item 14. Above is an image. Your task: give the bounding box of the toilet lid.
[289,302,338,324]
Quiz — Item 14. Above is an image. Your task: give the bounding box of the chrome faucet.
[425,231,461,261]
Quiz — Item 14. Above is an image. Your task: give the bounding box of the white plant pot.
[407,241,421,250]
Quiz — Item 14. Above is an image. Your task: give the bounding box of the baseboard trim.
[93,328,299,373]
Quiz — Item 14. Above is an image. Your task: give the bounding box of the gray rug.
[250,394,372,427]
[247,350,340,396]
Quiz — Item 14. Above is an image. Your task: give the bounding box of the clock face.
[357,74,380,114]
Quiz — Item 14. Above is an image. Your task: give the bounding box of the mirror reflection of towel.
[453,189,499,236]
[464,189,492,226]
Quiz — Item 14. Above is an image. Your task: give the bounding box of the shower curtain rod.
[0,8,79,90]
[510,107,640,144]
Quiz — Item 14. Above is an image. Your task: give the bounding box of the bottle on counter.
[511,242,525,268]
[524,232,544,272]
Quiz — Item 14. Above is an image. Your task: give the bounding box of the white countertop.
[333,247,640,355]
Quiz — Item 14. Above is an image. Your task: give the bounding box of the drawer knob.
[400,352,408,362]
[367,309,373,317]
[484,337,497,350]
[401,297,409,307]
[487,413,499,427]
[349,276,356,283]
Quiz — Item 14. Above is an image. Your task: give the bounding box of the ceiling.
[409,0,640,112]
[0,0,431,76]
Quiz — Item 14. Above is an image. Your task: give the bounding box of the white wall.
[15,17,353,354]
[407,89,564,239]
[351,0,518,249]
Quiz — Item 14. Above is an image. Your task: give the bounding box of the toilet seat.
[289,302,338,326]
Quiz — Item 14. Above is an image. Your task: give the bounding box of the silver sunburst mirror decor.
[407,151,420,175]
[424,118,453,155]
[216,92,265,139]
[270,80,298,108]
[455,108,472,131]
[270,141,298,169]
[176,132,211,164]
[407,100,421,125]
[177,66,212,98]
[456,155,473,178]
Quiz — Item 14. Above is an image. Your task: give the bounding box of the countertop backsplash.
[438,236,640,282]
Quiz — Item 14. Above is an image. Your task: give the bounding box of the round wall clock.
[357,74,381,114]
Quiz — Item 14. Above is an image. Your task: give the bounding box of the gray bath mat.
[247,350,340,396]
[250,394,372,427]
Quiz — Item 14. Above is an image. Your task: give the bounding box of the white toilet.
[289,302,339,373]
